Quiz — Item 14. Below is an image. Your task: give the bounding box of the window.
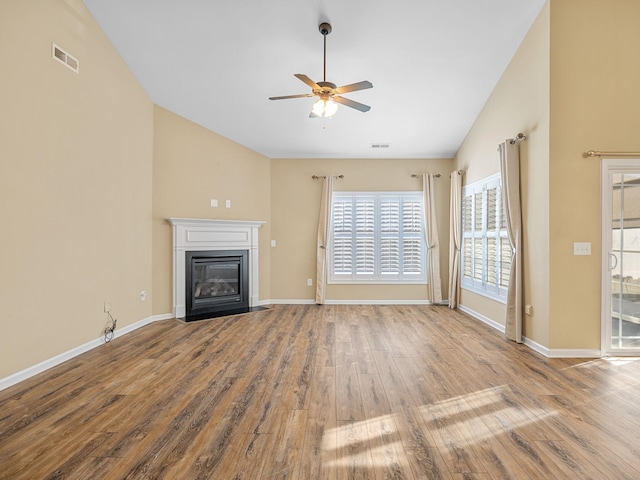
[461,174,512,300]
[329,192,427,283]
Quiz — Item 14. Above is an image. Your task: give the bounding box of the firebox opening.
[185,250,249,322]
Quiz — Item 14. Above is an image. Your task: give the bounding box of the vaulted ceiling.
[83,0,546,159]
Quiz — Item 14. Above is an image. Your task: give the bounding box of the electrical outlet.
[104,301,111,313]
[525,304,534,316]
[307,278,313,286]
[225,199,231,208]
[271,239,276,247]
[210,199,218,207]
[140,290,147,301]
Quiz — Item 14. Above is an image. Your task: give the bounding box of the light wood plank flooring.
[1,304,640,479]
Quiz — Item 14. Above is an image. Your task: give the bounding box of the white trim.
[266,299,434,305]
[547,348,601,359]
[521,336,549,357]
[600,159,640,356]
[325,299,432,305]
[268,299,317,305]
[459,304,603,358]
[0,314,170,392]
[458,304,506,333]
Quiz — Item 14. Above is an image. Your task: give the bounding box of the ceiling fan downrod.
[319,23,331,83]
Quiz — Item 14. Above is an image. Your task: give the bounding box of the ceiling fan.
[269,22,373,118]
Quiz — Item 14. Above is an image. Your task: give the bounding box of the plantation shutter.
[486,185,499,288]
[462,194,473,281]
[473,191,484,283]
[380,199,400,274]
[329,192,427,283]
[460,173,511,300]
[332,198,353,278]
[355,198,375,277]
[402,199,423,275]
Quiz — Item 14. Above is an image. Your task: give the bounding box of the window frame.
[460,173,511,302]
[328,191,428,285]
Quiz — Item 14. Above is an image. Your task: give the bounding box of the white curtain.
[315,175,333,304]
[448,171,463,309]
[499,141,523,343]
[423,174,442,304]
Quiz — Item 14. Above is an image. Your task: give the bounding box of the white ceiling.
[82,0,546,159]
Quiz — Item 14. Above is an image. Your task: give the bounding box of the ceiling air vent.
[52,43,79,73]
[371,143,390,149]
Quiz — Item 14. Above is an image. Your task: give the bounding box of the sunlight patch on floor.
[418,385,556,443]
[602,357,640,366]
[321,385,558,466]
[324,415,397,451]
[322,415,409,468]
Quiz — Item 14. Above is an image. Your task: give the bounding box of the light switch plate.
[573,242,591,255]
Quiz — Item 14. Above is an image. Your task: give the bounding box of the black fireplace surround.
[185,250,249,321]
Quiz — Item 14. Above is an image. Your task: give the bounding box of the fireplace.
[168,218,265,321]
[185,250,249,321]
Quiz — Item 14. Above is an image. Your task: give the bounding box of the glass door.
[602,160,640,355]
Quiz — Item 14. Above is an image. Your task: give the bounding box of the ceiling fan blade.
[295,74,321,90]
[335,80,373,94]
[333,95,371,112]
[309,111,320,118]
[269,93,315,100]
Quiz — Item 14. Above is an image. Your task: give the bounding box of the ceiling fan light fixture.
[269,22,372,117]
[312,97,338,117]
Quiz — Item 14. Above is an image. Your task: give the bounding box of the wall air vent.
[371,143,390,149]
[52,43,79,73]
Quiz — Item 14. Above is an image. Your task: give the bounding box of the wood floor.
[2,305,640,479]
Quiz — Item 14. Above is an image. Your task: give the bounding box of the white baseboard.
[458,304,506,333]
[266,299,437,305]
[264,299,316,305]
[458,304,602,358]
[0,313,171,392]
[521,336,550,357]
[547,348,601,358]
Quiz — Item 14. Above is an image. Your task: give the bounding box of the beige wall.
[152,106,271,315]
[454,3,551,346]
[0,0,154,377]
[270,158,453,302]
[548,0,640,349]
[10,0,636,383]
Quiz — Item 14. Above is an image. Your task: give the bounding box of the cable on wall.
[104,312,117,343]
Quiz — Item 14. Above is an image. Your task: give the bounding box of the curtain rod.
[584,150,640,158]
[509,132,527,144]
[311,174,344,179]
[497,133,527,151]
[411,173,441,178]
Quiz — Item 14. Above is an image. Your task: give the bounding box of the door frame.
[601,158,640,356]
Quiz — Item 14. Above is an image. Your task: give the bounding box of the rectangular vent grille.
[52,44,79,73]
[371,143,390,149]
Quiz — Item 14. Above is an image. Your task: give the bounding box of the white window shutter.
[329,192,426,283]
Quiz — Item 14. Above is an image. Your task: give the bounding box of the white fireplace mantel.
[168,218,266,319]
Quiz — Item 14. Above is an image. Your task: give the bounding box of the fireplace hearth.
[185,250,249,321]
